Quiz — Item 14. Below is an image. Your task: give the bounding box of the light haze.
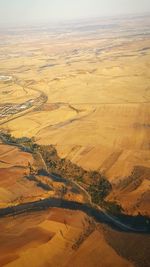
[0,0,150,26]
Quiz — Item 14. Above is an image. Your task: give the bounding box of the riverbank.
[0,197,149,233]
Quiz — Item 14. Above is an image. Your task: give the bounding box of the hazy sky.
[0,0,150,26]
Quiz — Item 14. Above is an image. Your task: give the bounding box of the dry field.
[0,15,150,215]
[1,207,150,267]
[0,142,84,209]
[0,14,150,267]
[1,142,149,267]
[0,142,51,208]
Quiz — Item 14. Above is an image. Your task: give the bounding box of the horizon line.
[0,11,150,30]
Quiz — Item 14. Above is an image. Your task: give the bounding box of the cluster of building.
[0,99,34,119]
[0,92,47,120]
[0,75,12,82]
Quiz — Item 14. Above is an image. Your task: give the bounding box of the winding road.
[0,79,150,234]
[0,197,149,234]
[0,140,149,234]
[50,174,150,233]
[0,79,48,126]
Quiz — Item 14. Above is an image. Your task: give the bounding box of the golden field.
[0,15,150,215]
[1,207,150,267]
[0,15,150,267]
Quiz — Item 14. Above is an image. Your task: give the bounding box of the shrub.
[88,177,112,204]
